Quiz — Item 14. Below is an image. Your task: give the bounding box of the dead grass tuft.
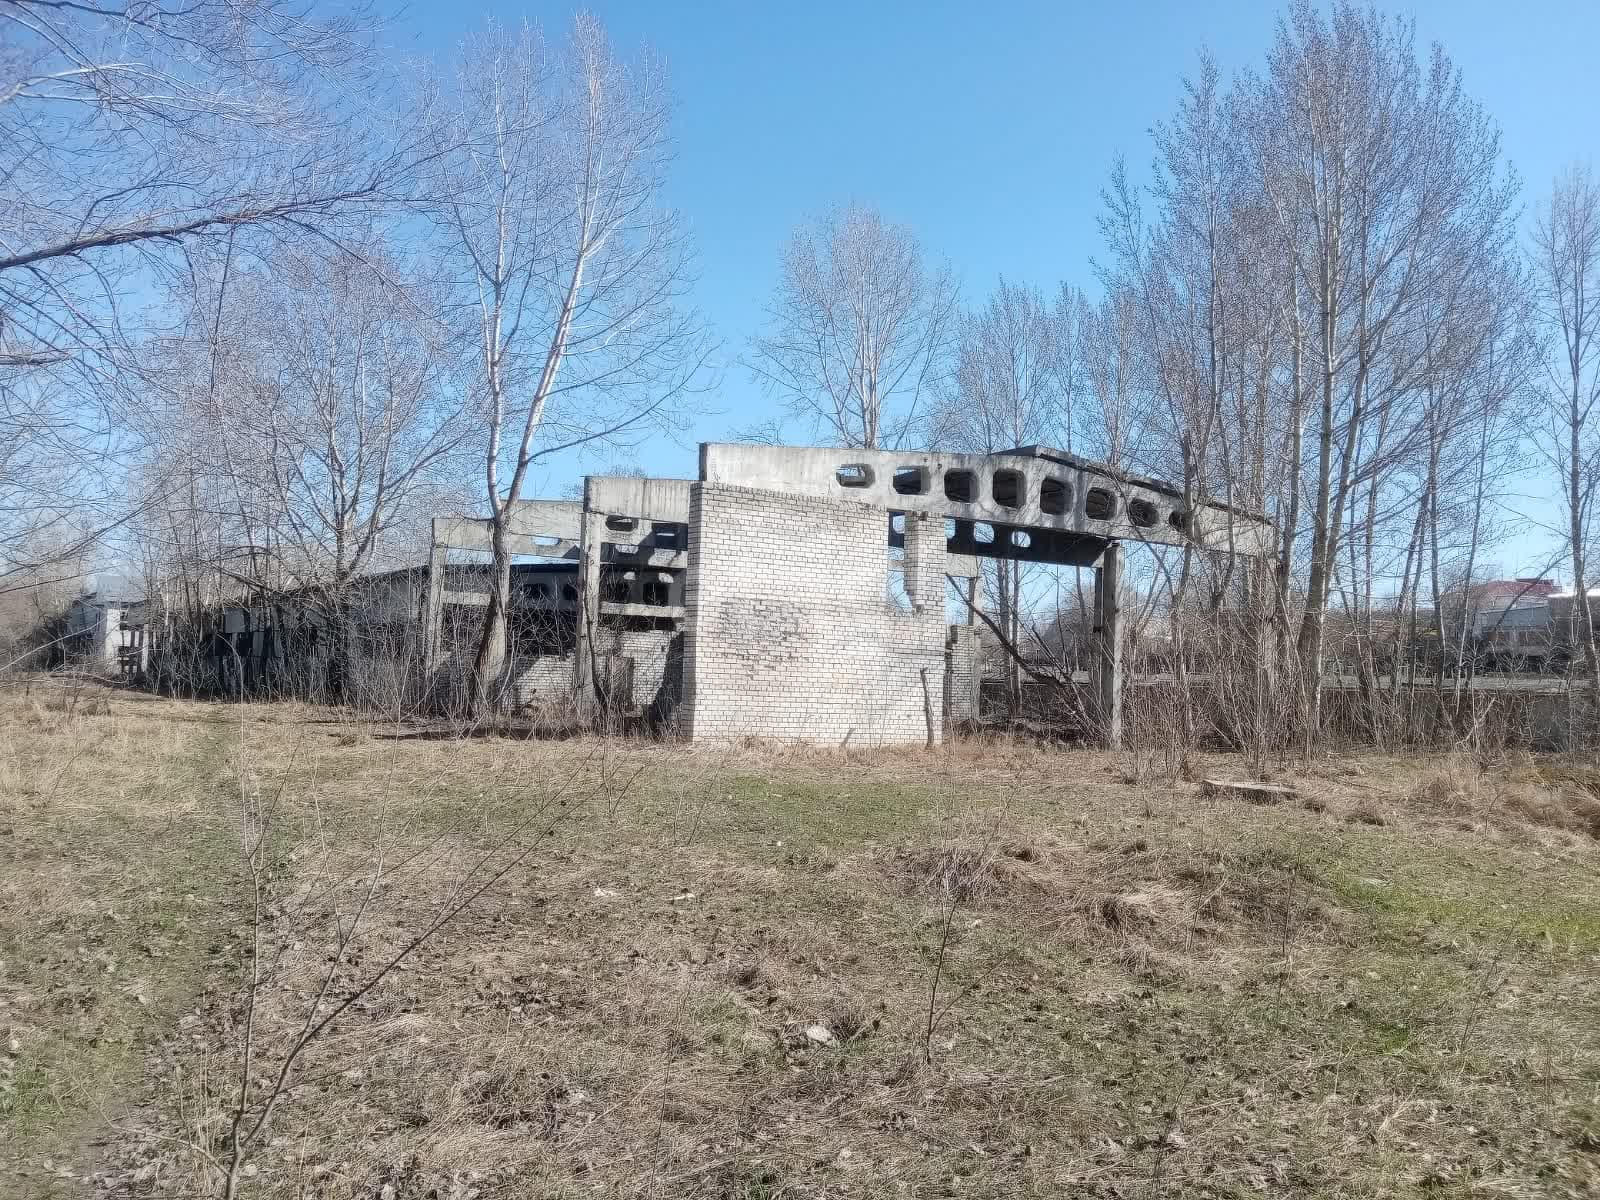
[1117,941,1190,984]
[458,1064,568,1134]
[819,993,878,1042]
[1090,884,1187,932]
[1409,760,1482,813]
[1408,757,1600,839]
[1520,763,1600,839]
[895,844,1004,903]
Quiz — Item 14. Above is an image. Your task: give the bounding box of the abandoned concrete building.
[132,442,1270,742]
[411,442,1273,747]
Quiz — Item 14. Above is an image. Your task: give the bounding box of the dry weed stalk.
[212,706,641,1199]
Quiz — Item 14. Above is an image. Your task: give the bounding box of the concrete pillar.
[1094,542,1123,750]
[421,533,446,678]
[572,508,606,714]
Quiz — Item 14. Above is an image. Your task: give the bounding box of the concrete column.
[421,534,446,678]
[1095,542,1123,750]
[572,508,606,714]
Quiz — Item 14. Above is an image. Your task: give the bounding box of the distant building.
[1548,588,1600,633]
[65,575,146,674]
[1463,577,1557,612]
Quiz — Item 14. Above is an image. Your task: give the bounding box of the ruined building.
[421,443,1273,746]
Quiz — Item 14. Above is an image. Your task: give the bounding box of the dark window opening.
[836,463,874,488]
[653,525,684,550]
[561,583,578,603]
[1128,498,1158,528]
[892,466,928,495]
[604,578,630,604]
[1040,476,1070,517]
[1085,487,1116,521]
[944,469,977,503]
[642,580,670,606]
[605,515,636,532]
[992,469,1024,510]
[1168,510,1188,533]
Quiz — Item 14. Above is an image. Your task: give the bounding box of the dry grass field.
[3,680,1600,1198]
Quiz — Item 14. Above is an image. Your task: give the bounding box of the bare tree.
[1244,1,1518,741]
[748,202,958,449]
[1097,53,1290,753]
[1528,166,1600,718]
[931,278,1070,710]
[0,0,426,575]
[430,16,708,713]
[137,244,464,561]
[246,247,467,589]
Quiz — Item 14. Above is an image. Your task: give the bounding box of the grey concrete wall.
[681,483,948,745]
[509,627,680,712]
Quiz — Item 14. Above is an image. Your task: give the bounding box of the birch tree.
[1245,1,1517,738]
[748,202,958,449]
[433,16,707,713]
[1530,166,1600,716]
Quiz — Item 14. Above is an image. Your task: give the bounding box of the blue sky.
[401,0,1597,577]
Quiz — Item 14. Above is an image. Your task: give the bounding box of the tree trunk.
[470,522,512,716]
[1568,401,1600,735]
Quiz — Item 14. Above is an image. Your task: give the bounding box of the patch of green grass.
[1,718,239,1171]
[1328,859,1600,951]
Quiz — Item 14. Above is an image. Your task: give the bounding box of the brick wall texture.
[682,483,948,745]
[944,625,982,722]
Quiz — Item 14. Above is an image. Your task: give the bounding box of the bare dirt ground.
[3,680,1600,1198]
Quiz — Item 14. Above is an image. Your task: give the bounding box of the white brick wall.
[682,483,948,745]
[945,625,982,722]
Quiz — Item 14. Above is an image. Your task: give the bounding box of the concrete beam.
[700,442,1274,559]
[421,541,447,675]
[599,601,687,620]
[604,546,687,569]
[505,499,584,540]
[583,476,692,523]
[430,516,579,558]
